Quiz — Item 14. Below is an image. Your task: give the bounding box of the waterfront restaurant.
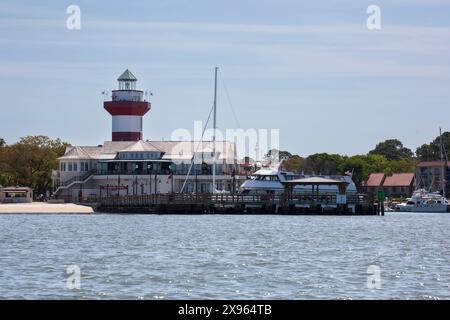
[53,70,247,203]
[54,140,246,203]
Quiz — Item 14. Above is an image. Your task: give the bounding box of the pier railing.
[98,193,369,207]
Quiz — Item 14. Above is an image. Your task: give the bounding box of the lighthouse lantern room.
[104,69,151,141]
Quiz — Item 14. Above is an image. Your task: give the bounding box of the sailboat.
[397,128,449,213]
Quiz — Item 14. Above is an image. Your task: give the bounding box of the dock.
[95,193,377,215]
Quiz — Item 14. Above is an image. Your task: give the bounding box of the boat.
[239,165,358,195]
[396,189,448,212]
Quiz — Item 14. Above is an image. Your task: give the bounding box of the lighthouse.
[104,69,151,141]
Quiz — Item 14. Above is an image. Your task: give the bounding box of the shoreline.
[0,202,94,214]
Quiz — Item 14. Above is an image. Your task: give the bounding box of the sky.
[0,0,450,157]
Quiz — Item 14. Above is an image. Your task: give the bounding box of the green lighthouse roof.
[117,69,137,81]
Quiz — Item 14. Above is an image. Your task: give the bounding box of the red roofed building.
[382,173,415,197]
[362,173,385,194]
[363,172,415,197]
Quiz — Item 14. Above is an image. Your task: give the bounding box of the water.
[0,212,449,299]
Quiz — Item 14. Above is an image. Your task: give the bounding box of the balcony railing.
[94,169,245,176]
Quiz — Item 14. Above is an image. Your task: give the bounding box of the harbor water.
[0,212,449,299]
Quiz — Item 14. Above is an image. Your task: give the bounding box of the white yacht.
[396,189,449,213]
[239,166,357,195]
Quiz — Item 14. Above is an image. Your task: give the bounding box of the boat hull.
[397,204,448,213]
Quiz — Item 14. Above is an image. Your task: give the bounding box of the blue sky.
[0,0,450,157]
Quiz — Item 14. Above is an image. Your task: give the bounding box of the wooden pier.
[95,193,377,215]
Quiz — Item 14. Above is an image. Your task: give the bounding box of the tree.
[303,153,346,175]
[369,139,413,161]
[0,138,5,147]
[0,136,70,194]
[416,131,450,161]
[283,155,305,173]
[342,154,387,188]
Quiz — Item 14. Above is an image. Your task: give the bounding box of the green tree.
[343,154,387,188]
[303,153,346,175]
[283,155,305,172]
[416,131,450,161]
[0,138,5,147]
[0,136,70,194]
[386,158,415,175]
[369,139,413,161]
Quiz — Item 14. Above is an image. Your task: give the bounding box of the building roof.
[59,146,96,160]
[254,168,279,175]
[417,160,450,168]
[383,173,415,187]
[58,140,237,162]
[119,140,161,153]
[117,69,137,81]
[282,177,347,186]
[363,173,385,187]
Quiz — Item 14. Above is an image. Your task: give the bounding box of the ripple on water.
[0,213,450,299]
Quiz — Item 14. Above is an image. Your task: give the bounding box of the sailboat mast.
[212,67,218,194]
[439,127,446,197]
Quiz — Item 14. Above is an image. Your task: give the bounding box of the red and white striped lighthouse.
[104,69,151,141]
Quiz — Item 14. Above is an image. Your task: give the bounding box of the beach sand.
[0,202,94,214]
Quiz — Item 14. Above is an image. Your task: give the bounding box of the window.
[80,162,89,171]
[68,163,73,171]
[73,163,78,171]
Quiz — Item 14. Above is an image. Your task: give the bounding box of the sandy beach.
[0,202,94,214]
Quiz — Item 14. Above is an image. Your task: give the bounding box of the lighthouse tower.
[104,69,151,141]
